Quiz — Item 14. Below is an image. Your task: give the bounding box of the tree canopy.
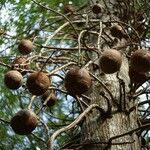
[0,0,150,150]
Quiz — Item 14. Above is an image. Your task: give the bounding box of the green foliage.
[0,0,150,150]
[0,0,86,149]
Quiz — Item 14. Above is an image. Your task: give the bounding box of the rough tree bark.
[80,56,141,150]
[79,0,141,150]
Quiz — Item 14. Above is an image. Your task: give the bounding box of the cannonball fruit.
[12,57,29,75]
[92,4,102,14]
[18,39,33,55]
[65,67,92,96]
[10,109,38,135]
[63,4,75,14]
[130,49,150,73]
[99,49,122,74]
[4,70,23,90]
[26,71,50,96]
[110,24,127,39]
[42,90,57,107]
[129,67,149,85]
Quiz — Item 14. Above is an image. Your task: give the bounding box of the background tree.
[0,0,150,150]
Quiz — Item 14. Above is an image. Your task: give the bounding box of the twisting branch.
[97,21,103,51]
[78,30,87,65]
[104,123,150,149]
[48,104,104,150]
[99,91,112,117]
[41,22,69,48]
[116,73,126,112]
[36,22,71,58]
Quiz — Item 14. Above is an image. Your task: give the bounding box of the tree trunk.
[80,56,141,150]
[79,0,141,149]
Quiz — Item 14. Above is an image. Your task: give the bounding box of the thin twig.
[100,93,112,116]
[40,45,97,52]
[28,95,36,109]
[39,119,49,133]
[48,62,76,76]
[31,0,78,36]
[105,123,150,149]
[138,100,150,106]
[31,133,46,143]
[40,51,55,72]
[78,30,87,65]
[0,61,11,68]
[97,21,103,51]
[0,118,10,124]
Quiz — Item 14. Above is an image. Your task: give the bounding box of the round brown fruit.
[42,90,57,107]
[10,109,38,135]
[99,49,122,74]
[18,39,33,55]
[4,70,23,90]
[110,24,127,39]
[65,67,92,96]
[12,57,29,75]
[92,4,102,14]
[129,67,149,85]
[26,71,50,96]
[63,4,75,14]
[130,49,150,73]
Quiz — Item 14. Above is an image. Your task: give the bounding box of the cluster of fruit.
[99,48,150,85]
[64,48,150,97]
[4,39,57,135]
[4,38,150,135]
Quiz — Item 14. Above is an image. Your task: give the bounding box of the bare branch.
[48,62,76,76]
[105,123,150,149]
[0,118,10,124]
[31,0,78,36]
[48,104,103,150]
[28,95,36,109]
